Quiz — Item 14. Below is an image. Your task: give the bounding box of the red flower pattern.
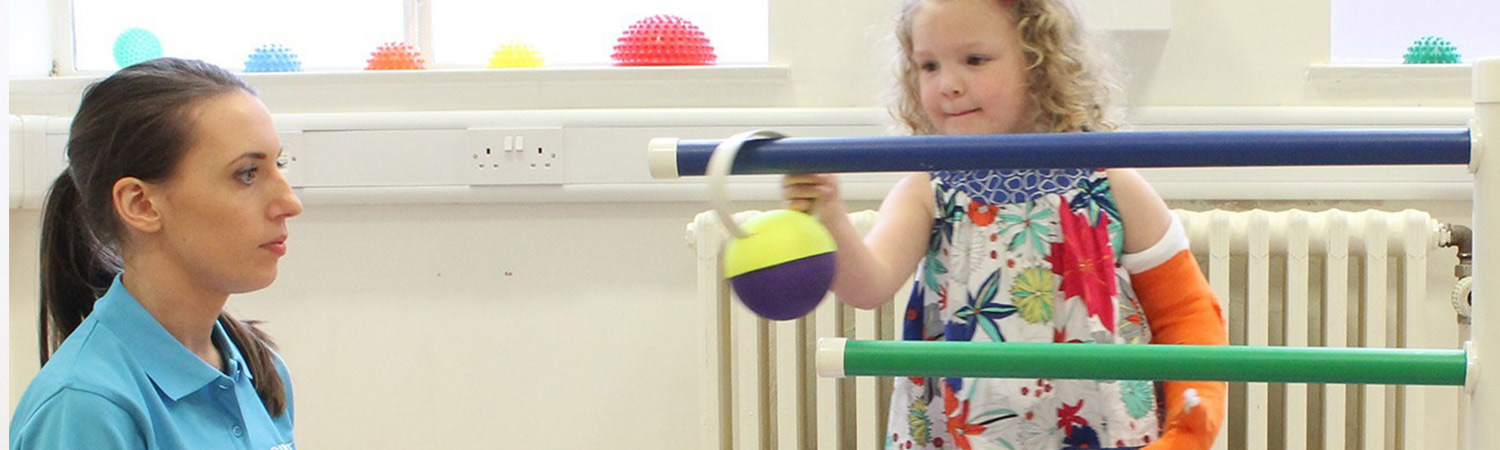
[1048,206,1118,332]
[966,201,998,227]
[942,384,984,450]
[1056,400,1090,436]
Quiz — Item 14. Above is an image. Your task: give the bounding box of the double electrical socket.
[468,128,564,185]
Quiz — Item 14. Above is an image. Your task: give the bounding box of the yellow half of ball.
[723,209,837,278]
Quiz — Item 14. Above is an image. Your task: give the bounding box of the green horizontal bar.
[841,341,1466,386]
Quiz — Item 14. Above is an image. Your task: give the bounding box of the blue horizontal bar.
[672,129,1471,176]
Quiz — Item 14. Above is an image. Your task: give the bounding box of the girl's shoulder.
[883,172,937,216]
[1103,168,1176,254]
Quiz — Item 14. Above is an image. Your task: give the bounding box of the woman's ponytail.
[38,171,120,364]
[219,312,288,416]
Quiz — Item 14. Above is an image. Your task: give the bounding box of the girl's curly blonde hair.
[891,0,1122,135]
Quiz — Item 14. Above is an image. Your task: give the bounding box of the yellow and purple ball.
[723,210,837,320]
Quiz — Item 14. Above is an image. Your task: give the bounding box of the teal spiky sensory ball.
[113,28,163,68]
[245,44,303,73]
[1403,36,1461,64]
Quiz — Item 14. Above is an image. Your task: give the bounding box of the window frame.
[51,0,1175,76]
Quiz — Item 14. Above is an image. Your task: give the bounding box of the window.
[1331,0,1499,63]
[69,0,768,73]
[72,0,404,72]
[431,1,767,67]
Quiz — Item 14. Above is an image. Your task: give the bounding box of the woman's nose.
[269,169,303,220]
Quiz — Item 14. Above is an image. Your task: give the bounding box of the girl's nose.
[940,72,964,96]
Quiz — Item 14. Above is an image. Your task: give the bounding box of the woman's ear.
[113,177,163,233]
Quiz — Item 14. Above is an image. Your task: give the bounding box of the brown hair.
[891,0,1123,135]
[39,57,288,416]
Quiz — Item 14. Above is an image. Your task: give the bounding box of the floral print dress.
[886,168,1160,450]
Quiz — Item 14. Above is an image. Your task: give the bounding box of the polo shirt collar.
[93,274,251,401]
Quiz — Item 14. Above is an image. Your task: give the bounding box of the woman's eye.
[236,167,259,184]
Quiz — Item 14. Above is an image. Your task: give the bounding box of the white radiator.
[687,208,1460,450]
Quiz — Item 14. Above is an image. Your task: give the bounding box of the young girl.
[10,58,302,449]
[784,0,1227,448]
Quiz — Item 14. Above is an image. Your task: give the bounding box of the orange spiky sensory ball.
[366,42,426,70]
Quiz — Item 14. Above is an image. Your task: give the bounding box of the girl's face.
[911,0,1034,135]
[152,91,302,295]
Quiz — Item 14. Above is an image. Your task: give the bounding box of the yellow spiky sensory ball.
[487,43,544,68]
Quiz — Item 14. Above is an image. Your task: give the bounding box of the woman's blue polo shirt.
[10,275,295,450]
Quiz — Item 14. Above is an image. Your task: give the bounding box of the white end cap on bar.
[1466,340,1478,395]
[648,138,680,179]
[1472,119,1485,174]
[817,337,848,378]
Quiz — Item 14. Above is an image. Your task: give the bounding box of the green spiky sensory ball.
[113,28,163,68]
[1403,36,1461,64]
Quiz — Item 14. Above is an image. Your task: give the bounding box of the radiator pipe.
[1442,223,1474,323]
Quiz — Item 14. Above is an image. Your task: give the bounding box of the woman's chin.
[228,270,279,295]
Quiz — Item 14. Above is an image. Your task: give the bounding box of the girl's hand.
[782,174,848,223]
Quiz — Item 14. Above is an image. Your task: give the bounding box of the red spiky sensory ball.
[366,42,426,70]
[611,15,716,66]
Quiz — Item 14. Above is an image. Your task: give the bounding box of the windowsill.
[1306,63,1473,105]
[1310,63,1471,79]
[9,65,798,115]
[242,65,788,84]
[18,64,789,83]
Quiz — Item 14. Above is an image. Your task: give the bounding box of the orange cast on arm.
[1126,219,1228,450]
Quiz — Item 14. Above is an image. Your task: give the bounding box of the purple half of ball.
[729,252,837,321]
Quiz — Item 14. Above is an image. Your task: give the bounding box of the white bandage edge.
[1120,213,1189,275]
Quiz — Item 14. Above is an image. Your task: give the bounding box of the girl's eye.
[919,61,938,72]
[235,167,259,184]
[966,55,988,66]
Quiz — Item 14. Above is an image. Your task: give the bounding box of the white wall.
[12,200,810,449]
[7,0,1483,448]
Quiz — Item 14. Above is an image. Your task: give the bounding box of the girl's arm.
[1106,169,1173,254]
[1108,169,1228,450]
[784,173,935,309]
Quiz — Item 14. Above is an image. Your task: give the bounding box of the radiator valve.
[1452,276,1472,324]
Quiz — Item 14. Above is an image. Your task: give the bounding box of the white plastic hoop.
[706,129,788,239]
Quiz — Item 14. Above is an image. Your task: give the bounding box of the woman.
[11,58,302,449]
